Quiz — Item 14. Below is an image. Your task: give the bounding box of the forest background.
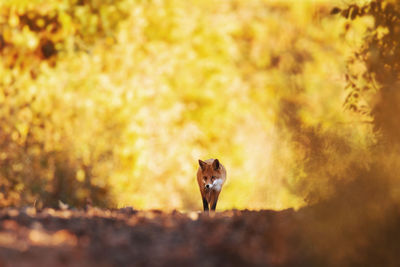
[1,0,399,214]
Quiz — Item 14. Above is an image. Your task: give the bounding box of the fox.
[197,159,226,212]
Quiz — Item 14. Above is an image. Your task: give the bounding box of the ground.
[0,206,398,267]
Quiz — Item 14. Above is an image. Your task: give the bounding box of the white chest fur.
[210,178,223,191]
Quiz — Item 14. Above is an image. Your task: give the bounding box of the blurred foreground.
[0,205,399,267]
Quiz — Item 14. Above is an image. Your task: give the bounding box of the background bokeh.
[1,0,399,213]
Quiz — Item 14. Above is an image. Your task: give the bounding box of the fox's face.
[198,159,223,191]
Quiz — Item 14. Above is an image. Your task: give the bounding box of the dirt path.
[0,207,398,267]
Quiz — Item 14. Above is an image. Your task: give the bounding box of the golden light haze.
[0,0,376,211]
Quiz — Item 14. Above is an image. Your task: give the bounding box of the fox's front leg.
[202,197,209,212]
[211,196,219,211]
[210,191,220,211]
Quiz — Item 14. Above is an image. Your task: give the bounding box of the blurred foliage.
[0,0,128,208]
[337,0,400,143]
[283,0,400,206]
[0,0,387,211]
[319,0,400,210]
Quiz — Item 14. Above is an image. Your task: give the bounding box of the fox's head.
[198,159,223,191]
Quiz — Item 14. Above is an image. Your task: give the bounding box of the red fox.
[197,159,226,212]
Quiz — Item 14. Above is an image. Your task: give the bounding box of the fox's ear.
[212,159,220,170]
[198,160,207,171]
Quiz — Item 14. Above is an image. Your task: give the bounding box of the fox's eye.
[211,176,216,181]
